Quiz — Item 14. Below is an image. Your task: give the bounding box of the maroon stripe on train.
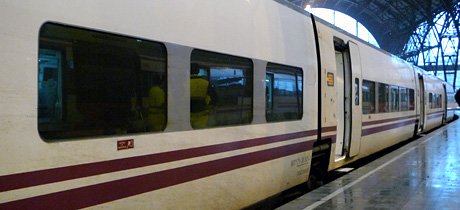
[0,130,317,192]
[361,119,415,136]
[0,141,314,209]
[322,126,337,133]
[427,110,445,115]
[362,115,417,126]
[427,113,443,120]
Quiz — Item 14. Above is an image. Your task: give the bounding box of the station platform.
[277,119,460,210]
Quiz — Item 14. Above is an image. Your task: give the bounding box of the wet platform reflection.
[278,119,460,210]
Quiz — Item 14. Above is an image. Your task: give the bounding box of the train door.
[442,84,447,123]
[418,74,425,132]
[348,42,362,157]
[334,39,361,160]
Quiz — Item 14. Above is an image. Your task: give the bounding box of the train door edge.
[442,84,447,124]
[333,38,361,160]
[347,41,362,157]
[418,74,426,132]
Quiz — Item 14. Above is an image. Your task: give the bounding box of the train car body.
[2,1,318,209]
[0,0,456,209]
[314,18,419,170]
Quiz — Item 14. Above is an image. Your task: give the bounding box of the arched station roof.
[286,0,459,55]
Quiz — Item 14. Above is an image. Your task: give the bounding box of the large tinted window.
[38,23,167,140]
[362,80,376,114]
[190,50,253,129]
[266,63,303,122]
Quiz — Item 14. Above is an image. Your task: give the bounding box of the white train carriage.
[1,1,318,209]
[313,15,455,172]
[0,0,456,209]
[314,16,422,170]
[416,69,446,131]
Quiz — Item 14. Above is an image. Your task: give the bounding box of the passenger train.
[0,0,457,209]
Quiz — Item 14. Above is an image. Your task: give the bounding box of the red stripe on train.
[0,130,317,192]
[362,115,417,126]
[0,141,314,209]
[427,112,444,120]
[362,119,416,136]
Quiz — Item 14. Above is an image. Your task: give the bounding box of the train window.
[409,89,415,110]
[362,80,376,114]
[38,23,167,140]
[390,86,399,112]
[265,63,303,122]
[429,93,433,108]
[434,94,438,108]
[378,83,389,113]
[190,50,253,129]
[434,93,441,108]
[432,93,442,108]
[438,94,442,108]
[400,88,409,111]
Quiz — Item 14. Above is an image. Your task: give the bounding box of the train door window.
[400,87,409,111]
[190,49,253,129]
[354,78,359,105]
[409,89,415,110]
[362,80,375,114]
[38,23,167,140]
[265,63,303,122]
[378,83,389,113]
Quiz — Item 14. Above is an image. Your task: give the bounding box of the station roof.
[286,0,459,55]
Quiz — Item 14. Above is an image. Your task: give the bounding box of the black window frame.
[362,79,376,114]
[265,62,304,122]
[38,22,168,140]
[378,83,390,113]
[190,49,254,129]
